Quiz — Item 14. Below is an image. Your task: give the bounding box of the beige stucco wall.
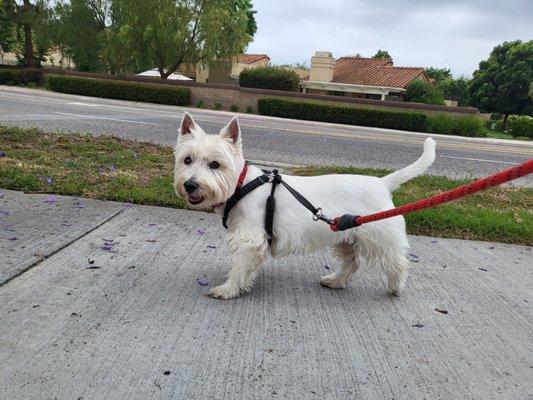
[195,58,269,84]
[0,48,74,68]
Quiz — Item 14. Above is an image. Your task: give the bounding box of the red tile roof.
[236,54,270,64]
[332,57,426,88]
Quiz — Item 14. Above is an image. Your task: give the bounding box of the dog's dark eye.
[184,157,192,165]
[209,161,220,169]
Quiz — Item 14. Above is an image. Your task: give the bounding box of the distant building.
[300,51,430,101]
[0,46,74,68]
[193,54,270,84]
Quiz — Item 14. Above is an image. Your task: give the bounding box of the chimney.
[309,51,335,82]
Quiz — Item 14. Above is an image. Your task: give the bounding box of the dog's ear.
[179,112,196,136]
[220,116,241,145]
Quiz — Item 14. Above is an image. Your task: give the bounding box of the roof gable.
[236,54,270,64]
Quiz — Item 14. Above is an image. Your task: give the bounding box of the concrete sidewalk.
[0,189,532,400]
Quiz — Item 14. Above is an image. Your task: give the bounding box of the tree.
[373,49,391,59]
[469,40,533,126]
[425,67,451,85]
[405,80,445,105]
[108,0,254,79]
[2,0,54,67]
[0,1,17,52]
[54,0,106,71]
[438,77,470,106]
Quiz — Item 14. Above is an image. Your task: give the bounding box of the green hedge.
[240,67,300,91]
[0,68,44,85]
[47,75,190,106]
[425,113,485,137]
[508,115,533,138]
[257,97,428,131]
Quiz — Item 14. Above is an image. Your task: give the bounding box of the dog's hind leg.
[320,243,360,289]
[210,233,269,300]
[384,256,409,296]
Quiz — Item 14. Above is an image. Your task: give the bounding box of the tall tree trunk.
[23,0,34,68]
[502,113,509,131]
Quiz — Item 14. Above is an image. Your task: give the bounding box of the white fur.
[173,112,436,299]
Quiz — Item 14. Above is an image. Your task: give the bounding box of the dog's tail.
[381,138,436,192]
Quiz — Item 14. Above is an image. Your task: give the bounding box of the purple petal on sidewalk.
[488,246,495,250]
[44,195,57,203]
[408,253,419,262]
[122,203,133,209]
[0,192,4,198]
[431,240,438,244]
[8,236,17,241]
[206,245,217,249]
[197,278,209,286]
[197,228,206,235]
[323,264,330,270]
[102,243,113,251]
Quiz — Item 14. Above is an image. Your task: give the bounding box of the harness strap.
[222,173,270,229]
[222,169,327,244]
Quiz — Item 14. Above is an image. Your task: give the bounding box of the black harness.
[222,168,333,245]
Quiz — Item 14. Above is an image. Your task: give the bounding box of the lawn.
[1,125,531,245]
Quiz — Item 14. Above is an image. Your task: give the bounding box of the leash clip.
[313,208,332,225]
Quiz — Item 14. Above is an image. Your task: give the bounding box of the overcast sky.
[246,0,532,77]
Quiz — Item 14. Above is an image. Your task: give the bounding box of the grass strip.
[1,125,531,245]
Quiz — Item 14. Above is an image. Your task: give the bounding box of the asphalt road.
[1,86,532,186]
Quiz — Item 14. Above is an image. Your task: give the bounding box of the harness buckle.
[313,208,332,225]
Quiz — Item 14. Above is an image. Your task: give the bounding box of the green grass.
[1,125,531,245]
[484,128,531,141]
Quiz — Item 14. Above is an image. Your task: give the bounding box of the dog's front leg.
[210,237,268,300]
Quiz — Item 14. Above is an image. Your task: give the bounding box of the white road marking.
[54,112,161,126]
[437,155,519,165]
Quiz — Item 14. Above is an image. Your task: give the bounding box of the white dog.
[174,112,436,299]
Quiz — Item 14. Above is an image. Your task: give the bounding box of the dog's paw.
[320,274,347,289]
[210,284,240,300]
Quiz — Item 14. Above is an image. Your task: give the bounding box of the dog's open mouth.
[187,194,205,205]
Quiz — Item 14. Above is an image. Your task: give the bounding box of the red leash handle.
[331,159,533,231]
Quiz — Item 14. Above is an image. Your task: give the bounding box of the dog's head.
[173,112,245,209]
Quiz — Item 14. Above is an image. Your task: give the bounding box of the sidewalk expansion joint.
[0,207,127,287]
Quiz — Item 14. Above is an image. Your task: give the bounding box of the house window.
[365,94,382,100]
[385,93,401,101]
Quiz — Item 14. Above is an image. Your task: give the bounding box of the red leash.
[330,159,533,232]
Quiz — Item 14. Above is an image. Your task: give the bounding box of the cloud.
[247,0,533,76]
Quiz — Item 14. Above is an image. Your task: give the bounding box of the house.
[300,51,429,101]
[194,54,270,84]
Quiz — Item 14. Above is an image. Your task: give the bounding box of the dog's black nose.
[183,180,199,194]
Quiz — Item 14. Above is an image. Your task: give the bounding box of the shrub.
[405,80,445,105]
[0,69,21,85]
[454,115,485,137]
[230,104,239,112]
[0,68,43,85]
[240,66,300,91]
[195,100,204,108]
[508,115,533,138]
[213,102,222,110]
[426,113,485,137]
[47,75,190,106]
[425,113,455,135]
[257,97,427,132]
[246,105,254,114]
